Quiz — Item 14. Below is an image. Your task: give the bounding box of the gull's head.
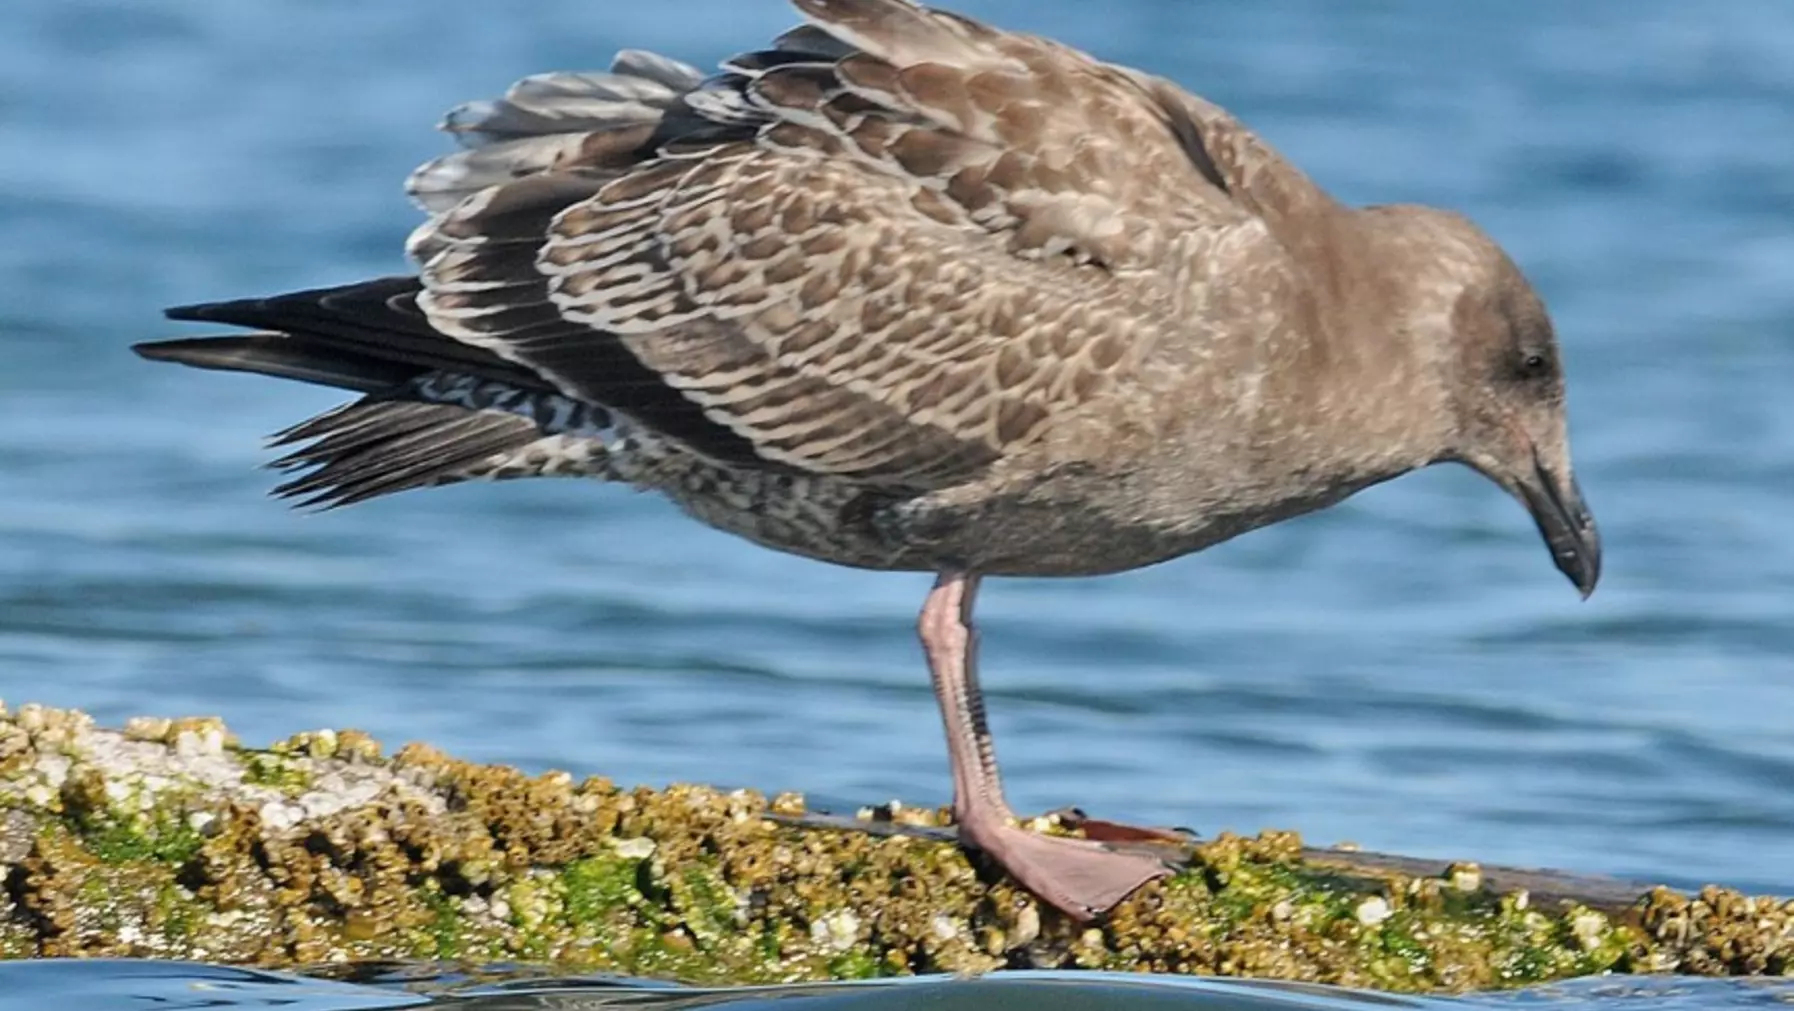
[1364,205,1601,598]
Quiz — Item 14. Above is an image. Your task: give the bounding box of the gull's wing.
[405,0,1307,490]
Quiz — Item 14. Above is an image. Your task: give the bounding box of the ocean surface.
[2,961,1792,1011]
[1,1,1792,1004]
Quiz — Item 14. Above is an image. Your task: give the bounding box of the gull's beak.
[1516,452,1601,598]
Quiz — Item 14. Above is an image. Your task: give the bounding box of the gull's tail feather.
[136,279,613,508]
[263,400,556,509]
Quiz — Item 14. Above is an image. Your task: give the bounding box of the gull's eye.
[1517,352,1551,379]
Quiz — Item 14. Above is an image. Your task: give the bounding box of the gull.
[135,0,1601,921]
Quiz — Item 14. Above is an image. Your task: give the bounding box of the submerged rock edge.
[0,701,1786,989]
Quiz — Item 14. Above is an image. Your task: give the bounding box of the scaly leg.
[919,571,1172,922]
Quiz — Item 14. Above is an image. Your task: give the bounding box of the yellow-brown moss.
[0,701,1788,990]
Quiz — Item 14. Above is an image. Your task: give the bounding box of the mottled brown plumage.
[134,0,1600,920]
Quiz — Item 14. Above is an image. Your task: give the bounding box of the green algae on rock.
[0,700,1787,988]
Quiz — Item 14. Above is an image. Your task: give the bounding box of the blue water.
[1,1,1792,989]
[1,961,1789,1011]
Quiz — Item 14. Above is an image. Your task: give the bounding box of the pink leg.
[919,571,1171,922]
